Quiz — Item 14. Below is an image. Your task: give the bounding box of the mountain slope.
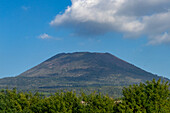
[19,52,155,79]
[0,52,167,96]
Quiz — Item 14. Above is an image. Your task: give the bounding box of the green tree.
[118,79,170,113]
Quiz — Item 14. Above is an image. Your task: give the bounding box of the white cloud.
[38,33,51,39]
[38,33,62,40]
[50,0,170,45]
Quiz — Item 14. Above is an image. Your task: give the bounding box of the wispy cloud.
[38,33,52,39]
[50,0,170,45]
[21,6,30,11]
[148,32,170,45]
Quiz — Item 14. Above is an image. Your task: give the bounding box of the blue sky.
[1,0,170,79]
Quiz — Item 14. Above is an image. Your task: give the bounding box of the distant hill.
[0,52,168,97]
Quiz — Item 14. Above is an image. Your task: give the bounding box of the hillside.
[0,52,167,97]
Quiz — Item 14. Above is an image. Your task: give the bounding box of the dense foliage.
[0,89,116,113]
[117,79,170,112]
[0,79,169,113]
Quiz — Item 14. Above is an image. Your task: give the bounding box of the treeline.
[0,79,170,113]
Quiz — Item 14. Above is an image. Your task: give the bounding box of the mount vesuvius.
[0,52,167,96]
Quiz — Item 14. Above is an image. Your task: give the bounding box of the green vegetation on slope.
[0,79,169,113]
